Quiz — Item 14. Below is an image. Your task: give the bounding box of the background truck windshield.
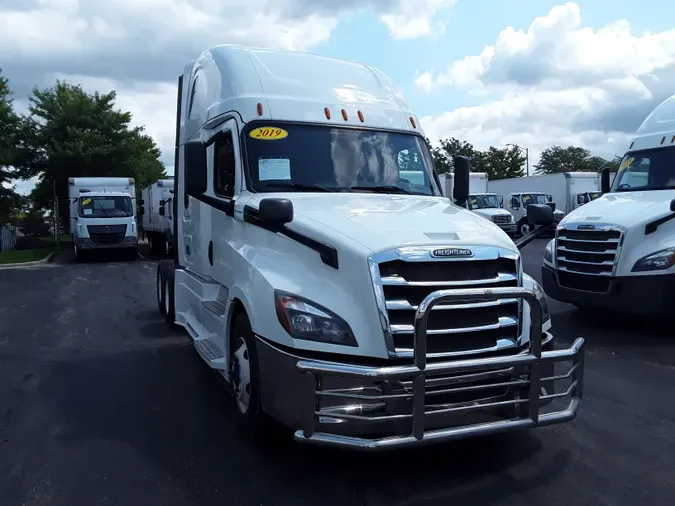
[522,193,550,205]
[612,147,675,191]
[469,194,500,209]
[79,196,133,218]
[244,123,440,195]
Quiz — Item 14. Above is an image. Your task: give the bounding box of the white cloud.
[381,0,458,39]
[417,2,675,168]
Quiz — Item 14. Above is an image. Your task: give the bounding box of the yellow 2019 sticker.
[619,157,634,171]
[82,198,91,205]
[249,126,288,140]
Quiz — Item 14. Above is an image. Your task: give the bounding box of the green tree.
[0,69,22,224]
[14,80,166,228]
[429,137,485,174]
[482,145,526,180]
[535,145,617,175]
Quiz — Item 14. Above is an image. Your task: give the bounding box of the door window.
[214,131,236,198]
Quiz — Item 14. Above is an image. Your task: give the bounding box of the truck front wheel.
[230,313,270,437]
[518,219,531,237]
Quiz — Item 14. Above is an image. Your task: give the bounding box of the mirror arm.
[514,225,552,250]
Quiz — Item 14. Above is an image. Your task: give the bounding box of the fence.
[0,227,17,251]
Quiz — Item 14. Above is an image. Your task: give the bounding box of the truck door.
[208,119,240,294]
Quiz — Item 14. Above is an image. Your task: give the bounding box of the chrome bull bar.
[294,286,586,450]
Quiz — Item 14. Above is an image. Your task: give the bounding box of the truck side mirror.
[139,199,145,205]
[526,204,554,226]
[185,141,208,195]
[670,199,675,212]
[159,199,165,206]
[259,198,294,228]
[600,168,611,194]
[140,205,145,215]
[159,207,165,216]
[452,155,470,205]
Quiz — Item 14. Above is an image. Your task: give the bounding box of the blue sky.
[2,0,675,192]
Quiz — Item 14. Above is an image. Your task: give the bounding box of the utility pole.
[52,178,60,247]
[507,144,530,177]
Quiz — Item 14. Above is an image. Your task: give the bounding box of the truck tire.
[164,264,176,326]
[156,263,166,315]
[230,312,271,438]
[518,219,531,237]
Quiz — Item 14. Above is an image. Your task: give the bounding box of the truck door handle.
[208,241,213,266]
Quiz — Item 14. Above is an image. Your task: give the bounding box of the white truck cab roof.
[182,44,421,143]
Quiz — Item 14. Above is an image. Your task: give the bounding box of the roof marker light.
[357,111,364,122]
[341,109,348,121]
[257,103,263,116]
[324,107,331,120]
[409,116,417,129]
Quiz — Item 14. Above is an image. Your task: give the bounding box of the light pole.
[506,144,529,177]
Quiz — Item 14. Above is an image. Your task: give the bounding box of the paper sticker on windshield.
[83,209,92,215]
[619,157,634,171]
[470,198,477,204]
[259,158,291,180]
[82,198,91,205]
[249,127,288,140]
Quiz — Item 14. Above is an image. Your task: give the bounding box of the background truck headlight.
[632,248,675,272]
[274,291,357,346]
[543,239,554,264]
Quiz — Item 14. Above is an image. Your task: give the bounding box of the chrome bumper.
[293,287,585,450]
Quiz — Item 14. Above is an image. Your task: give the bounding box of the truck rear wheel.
[230,313,271,438]
[156,263,166,315]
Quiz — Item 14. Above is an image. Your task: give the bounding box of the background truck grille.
[491,215,512,225]
[377,256,520,358]
[87,224,126,246]
[555,226,623,293]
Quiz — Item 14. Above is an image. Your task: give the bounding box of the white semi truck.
[156,44,585,450]
[543,94,675,316]
[68,177,138,261]
[140,179,174,256]
[438,172,516,235]
[488,173,599,236]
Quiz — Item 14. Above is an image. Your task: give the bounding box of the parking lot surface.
[1,241,674,506]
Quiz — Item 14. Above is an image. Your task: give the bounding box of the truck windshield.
[588,191,602,201]
[79,196,133,218]
[469,194,500,209]
[522,193,550,205]
[612,147,675,192]
[243,123,441,196]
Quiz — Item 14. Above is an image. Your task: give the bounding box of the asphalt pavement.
[1,241,674,506]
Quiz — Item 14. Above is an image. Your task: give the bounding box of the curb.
[0,251,57,270]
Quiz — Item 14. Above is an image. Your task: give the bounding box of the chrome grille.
[372,247,521,359]
[491,214,512,225]
[555,225,624,293]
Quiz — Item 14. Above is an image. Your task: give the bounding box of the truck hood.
[247,193,517,253]
[472,208,511,219]
[560,190,675,228]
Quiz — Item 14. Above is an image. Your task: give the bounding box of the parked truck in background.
[487,174,599,236]
[438,172,516,235]
[68,177,137,261]
[543,94,675,316]
[156,44,585,450]
[140,179,174,256]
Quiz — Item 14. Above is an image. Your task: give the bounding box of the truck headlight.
[543,239,554,264]
[632,248,675,272]
[274,291,357,347]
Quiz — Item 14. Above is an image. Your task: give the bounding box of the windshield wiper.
[94,200,109,218]
[263,182,335,193]
[349,185,415,195]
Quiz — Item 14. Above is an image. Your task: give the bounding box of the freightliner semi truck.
[543,94,675,315]
[156,44,585,450]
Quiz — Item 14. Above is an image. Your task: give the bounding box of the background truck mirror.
[139,199,144,205]
[185,141,208,195]
[671,199,675,212]
[526,204,554,226]
[159,207,165,216]
[140,205,145,215]
[452,155,470,205]
[600,167,611,194]
[159,199,165,206]
[259,198,294,228]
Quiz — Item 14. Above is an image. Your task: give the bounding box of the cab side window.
[214,131,236,198]
[510,196,520,209]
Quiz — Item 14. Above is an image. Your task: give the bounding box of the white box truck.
[438,172,516,235]
[543,94,675,316]
[487,173,600,236]
[68,177,138,261]
[140,179,174,256]
[155,44,585,450]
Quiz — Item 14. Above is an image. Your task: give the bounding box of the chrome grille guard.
[294,286,585,450]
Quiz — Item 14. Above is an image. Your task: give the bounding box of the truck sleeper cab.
[157,44,585,450]
[543,94,675,316]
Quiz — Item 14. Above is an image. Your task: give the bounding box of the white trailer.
[68,177,137,261]
[438,172,516,235]
[487,173,599,236]
[155,44,585,450]
[543,94,675,316]
[140,179,174,256]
